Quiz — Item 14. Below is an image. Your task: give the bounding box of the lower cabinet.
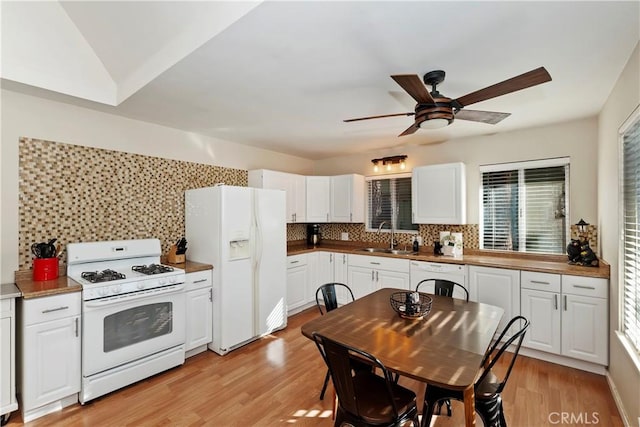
[468,265,521,338]
[184,270,213,356]
[286,254,310,314]
[347,255,410,300]
[18,292,81,422]
[521,271,608,366]
[1,298,18,423]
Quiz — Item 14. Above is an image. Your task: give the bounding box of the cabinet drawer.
[521,271,561,293]
[561,275,608,298]
[21,292,81,326]
[287,254,308,268]
[185,270,212,290]
[348,254,410,273]
[0,298,14,315]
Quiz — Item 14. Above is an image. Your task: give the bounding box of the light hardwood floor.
[9,308,622,426]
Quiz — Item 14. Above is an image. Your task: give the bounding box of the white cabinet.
[286,254,310,314]
[560,275,608,365]
[18,292,81,422]
[306,176,331,223]
[347,255,410,299]
[248,169,306,223]
[1,298,18,423]
[184,270,213,357]
[468,265,520,338]
[412,162,466,224]
[521,272,608,366]
[330,174,365,223]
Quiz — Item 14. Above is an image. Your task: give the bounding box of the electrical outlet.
[341,232,349,241]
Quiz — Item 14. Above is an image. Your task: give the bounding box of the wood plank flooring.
[9,308,622,426]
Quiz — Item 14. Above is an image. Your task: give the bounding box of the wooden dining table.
[301,287,504,427]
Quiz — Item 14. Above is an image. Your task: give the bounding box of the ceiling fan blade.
[344,112,415,123]
[455,109,511,124]
[399,122,420,137]
[391,75,435,104]
[455,67,551,107]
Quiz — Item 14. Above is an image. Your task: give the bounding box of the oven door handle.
[84,284,185,308]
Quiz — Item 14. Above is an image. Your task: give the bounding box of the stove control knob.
[159,279,167,286]
[98,288,107,296]
[112,285,122,294]
[137,282,145,290]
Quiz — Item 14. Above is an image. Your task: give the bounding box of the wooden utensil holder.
[167,245,185,264]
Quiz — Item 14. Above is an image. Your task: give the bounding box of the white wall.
[0,89,314,283]
[314,117,599,226]
[598,42,640,425]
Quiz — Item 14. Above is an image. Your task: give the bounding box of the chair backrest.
[316,283,355,315]
[477,315,530,394]
[312,332,401,420]
[415,278,469,301]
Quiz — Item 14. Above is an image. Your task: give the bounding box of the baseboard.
[519,347,607,375]
[606,371,634,427]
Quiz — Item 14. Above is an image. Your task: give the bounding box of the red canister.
[33,258,59,281]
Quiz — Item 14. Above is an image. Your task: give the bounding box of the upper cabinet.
[412,162,466,224]
[306,176,331,223]
[248,169,306,223]
[331,174,364,223]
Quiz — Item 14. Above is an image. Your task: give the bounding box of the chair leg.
[320,369,331,400]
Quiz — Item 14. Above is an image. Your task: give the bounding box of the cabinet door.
[248,170,305,223]
[316,252,335,287]
[291,173,307,223]
[469,266,520,338]
[412,162,466,224]
[561,294,608,365]
[306,176,331,223]
[377,270,411,291]
[286,265,309,312]
[520,288,561,353]
[1,316,11,410]
[347,266,376,300]
[22,316,80,410]
[334,253,350,304]
[185,287,213,352]
[330,175,364,223]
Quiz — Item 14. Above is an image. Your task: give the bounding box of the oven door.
[82,285,185,377]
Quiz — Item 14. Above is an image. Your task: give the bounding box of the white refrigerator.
[185,185,287,355]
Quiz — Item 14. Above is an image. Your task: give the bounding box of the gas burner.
[81,269,126,283]
[132,264,174,275]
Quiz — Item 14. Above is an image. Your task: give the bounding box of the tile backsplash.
[18,137,247,270]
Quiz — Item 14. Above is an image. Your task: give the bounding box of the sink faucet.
[376,221,397,250]
[376,221,387,243]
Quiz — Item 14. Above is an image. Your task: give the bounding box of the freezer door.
[254,188,287,335]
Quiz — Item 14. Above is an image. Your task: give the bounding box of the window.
[621,106,640,354]
[480,158,570,254]
[366,173,418,233]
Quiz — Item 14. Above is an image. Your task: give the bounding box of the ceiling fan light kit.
[345,67,552,137]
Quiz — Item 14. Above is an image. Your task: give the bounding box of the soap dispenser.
[412,236,419,253]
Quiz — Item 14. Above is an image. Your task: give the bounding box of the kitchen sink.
[357,248,416,255]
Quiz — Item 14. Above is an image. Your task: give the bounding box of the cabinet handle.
[42,306,69,314]
[563,295,567,311]
[371,271,375,281]
[554,294,558,310]
[193,278,208,284]
[343,254,346,264]
[290,260,299,264]
[293,213,296,222]
[376,271,379,282]
[330,254,333,263]
[326,213,329,221]
[209,289,213,302]
[350,213,353,222]
[573,285,596,290]
[75,317,79,337]
[370,262,381,265]
[531,280,550,285]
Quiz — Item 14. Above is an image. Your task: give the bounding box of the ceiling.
[1,1,639,160]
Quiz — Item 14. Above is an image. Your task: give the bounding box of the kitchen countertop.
[1,283,21,299]
[287,240,610,279]
[14,259,214,299]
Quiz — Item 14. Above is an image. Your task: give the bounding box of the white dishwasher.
[410,260,468,295]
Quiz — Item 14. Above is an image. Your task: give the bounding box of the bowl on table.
[390,291,432,320]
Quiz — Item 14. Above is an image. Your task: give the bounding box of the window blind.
[481,160,569,254]
[622,113,640,353]
[366,175,417,232]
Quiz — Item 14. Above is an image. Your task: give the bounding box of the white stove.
[66,239,186,404]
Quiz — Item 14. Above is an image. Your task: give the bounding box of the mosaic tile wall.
[289,223,480,249]
[18,137,247,270]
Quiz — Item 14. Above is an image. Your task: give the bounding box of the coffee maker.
[307,224,321,246]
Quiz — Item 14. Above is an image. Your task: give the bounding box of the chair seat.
[351,371,417,425]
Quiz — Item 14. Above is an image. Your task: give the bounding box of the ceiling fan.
[344,67,551,136]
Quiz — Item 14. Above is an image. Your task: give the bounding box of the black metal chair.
[421,316,530,427]
[415,278,469,301]
[312,332,420,427]
[315,283,355,400]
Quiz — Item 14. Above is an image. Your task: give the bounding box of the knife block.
[167,245,185,264]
